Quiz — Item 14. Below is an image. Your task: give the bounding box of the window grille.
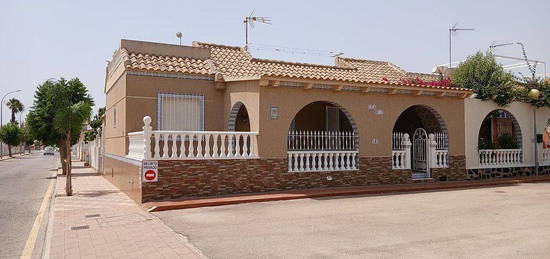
[157,93,204,131]
[325,106,340,131]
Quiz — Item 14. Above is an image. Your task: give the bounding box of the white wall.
[0,142,24,157]
[465,98,550,169]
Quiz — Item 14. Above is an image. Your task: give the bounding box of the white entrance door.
[412,128,430,179]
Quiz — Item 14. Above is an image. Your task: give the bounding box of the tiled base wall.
[467,165,550,180]
[431,155,467,181]
[142,155,467,202]
[103,156,142,203]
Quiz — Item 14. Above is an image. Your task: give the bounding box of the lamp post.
[0,89,22,158]
[529,88,541,175]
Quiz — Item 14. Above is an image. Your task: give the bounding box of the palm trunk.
[58,140,67,175]
[65,132,73,196]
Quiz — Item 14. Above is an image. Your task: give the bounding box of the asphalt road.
[157,182,550,258]
[0,152,58,258]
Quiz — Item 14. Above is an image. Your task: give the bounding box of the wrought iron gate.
[412,128,429,178]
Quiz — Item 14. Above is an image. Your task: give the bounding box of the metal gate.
[412,128,429,178]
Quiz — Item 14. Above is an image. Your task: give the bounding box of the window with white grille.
[325,106,340,131]
[157,93,204,131]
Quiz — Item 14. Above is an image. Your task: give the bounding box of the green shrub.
[497,134,519,149]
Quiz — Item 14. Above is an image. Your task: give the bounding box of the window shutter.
[158,93,204,131]
[325,106,340,132]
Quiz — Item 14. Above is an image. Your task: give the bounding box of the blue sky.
[1,0,548,122]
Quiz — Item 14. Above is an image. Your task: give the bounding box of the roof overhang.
[258,76,473,98]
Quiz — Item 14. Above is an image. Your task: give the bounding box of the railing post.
[428,133,437,168]
[250,133,258,157]
[143,116,152,159]
[403,133,412,169]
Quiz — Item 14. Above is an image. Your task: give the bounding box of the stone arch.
[227,102,250,132]
[477,109,522,149]
[393,105,448,133]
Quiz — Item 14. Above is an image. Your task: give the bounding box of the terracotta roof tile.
[121,48,214,76]
[194,42,464,90]
[117,41,471,91]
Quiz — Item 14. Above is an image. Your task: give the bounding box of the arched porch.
[392,105,449,179]
[287,101,359,172]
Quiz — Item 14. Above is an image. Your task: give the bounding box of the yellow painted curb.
[20,179,55,258]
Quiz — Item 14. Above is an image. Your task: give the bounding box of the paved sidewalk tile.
[49,162,204,259]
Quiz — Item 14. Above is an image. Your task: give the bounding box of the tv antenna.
[448,23,474,68]
[244,9,271,49]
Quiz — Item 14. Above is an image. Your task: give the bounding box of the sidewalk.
[48,162,204,259]
[144,175,550,212]
[0,152,30,161]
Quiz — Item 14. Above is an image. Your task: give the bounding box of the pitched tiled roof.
[194,42,411,84]
[120,48,214,76]
[115,40,470,91]
[406,72,439,81]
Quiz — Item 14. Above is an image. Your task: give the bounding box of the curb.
[0,152,30,161]
[145,176,550,212]
[41,168,60,259]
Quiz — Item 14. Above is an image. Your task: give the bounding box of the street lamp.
[0,89,22,158]
[1,89,22,126]
[529,88,541,175]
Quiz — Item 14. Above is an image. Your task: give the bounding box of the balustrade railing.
[288,151,358,172]
[479,149,522,168]
[542,149,550,166]
[392,150,409,169]
[288,130,356,151]
[431,149,449,168]
[126,116,258,160]
[128,131,145,159]
[392,132,411,169]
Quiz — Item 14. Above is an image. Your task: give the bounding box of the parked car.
[43,147,55,155]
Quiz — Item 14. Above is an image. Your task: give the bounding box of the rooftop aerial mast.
[244,10,271,49]
[448,24,474,68]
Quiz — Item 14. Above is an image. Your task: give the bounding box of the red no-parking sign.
[142,160,158,182]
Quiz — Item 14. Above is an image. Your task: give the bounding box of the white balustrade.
[478,149,522,168]
[127,131,145,159]
[431,150,449,168]
[542,149,550,166]
[288,151,358,172]
[392,150,408,169]
[392,133,412,169]
[288,130,356,151]
[429,133,449,169]
[127,116,259,160]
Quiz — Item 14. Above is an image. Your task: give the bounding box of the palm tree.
[53,101,92,196]
[6,98,24,124]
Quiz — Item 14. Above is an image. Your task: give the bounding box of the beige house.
[102,39,509,203]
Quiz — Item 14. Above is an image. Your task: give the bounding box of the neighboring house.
[465,99,550,178]
[102,39,548,203]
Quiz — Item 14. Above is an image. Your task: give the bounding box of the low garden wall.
[141,156,467,202]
